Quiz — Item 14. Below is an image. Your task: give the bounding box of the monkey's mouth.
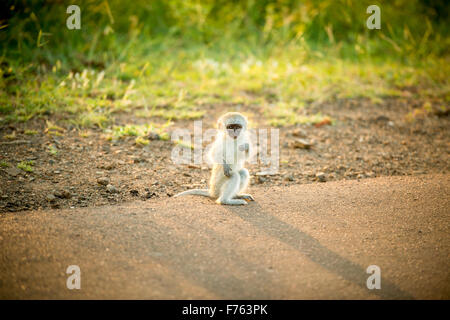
[226,124,242,139]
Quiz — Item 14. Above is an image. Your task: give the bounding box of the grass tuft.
[17,160,35,172]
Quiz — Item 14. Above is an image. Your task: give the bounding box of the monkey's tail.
[173,189,211,198]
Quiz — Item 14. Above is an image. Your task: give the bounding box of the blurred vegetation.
[0,0,448,128]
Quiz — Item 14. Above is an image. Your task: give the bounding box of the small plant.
[17,160,35,172]
[174,139,194,150]
[79,130,91,138]
[76,112,109,128]
[112,124,141,138]
[111,121,172,141]
[136,108,205,120]
[0,161,9,168]
[135,136,150,146]
[3,132,16,140]
[24,130,38,135]
[47,145,59,156]
[405,101,433,123]
[158,132,170,141]
[45,121,65,136]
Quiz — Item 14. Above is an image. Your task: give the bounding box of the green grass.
[17,160,35,172]
[106,122,171,141]
[3,132,16,140]
[135,136,150,146]
[173,139,194,150]
[1,50,447,129]
[0,1,448,130]
[0,161,10,168]
[44,121,65,135]
[47,145,58,156]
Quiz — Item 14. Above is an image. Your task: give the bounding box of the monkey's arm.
[208,135,225,164]
[239,140,254,161]
[208,138,232,177]
[238,143,250,160]
[238,143,249,152]
[223,163,232,177]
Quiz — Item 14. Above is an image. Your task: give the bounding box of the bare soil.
[0,98,448,212]
[1,174,449,299]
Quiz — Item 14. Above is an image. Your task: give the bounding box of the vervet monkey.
[174,112,255,205]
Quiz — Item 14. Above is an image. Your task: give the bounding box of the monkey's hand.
[239,143,249,152]
[223,163,232,177]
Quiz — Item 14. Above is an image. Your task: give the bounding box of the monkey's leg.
[234,168,255,201]
[216,172,247,205]
[209,165,225,199]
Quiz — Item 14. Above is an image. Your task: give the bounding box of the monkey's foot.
[216,199,247,205]
[235,194,255,201]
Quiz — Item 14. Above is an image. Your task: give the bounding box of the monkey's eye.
[226,124,242,130]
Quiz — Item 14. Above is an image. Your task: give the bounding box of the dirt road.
[1,174,449,299]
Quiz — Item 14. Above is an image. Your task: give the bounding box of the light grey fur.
[174,112,254,205]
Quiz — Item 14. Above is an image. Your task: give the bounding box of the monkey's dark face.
[226,123,242,139]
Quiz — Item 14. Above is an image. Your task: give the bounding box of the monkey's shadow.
[223,202,412,299]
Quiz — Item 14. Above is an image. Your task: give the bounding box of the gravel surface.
[0,98,448,212]
[0,174,448,299]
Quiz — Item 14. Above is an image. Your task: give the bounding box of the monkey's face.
[218,112,248,140]
[226,123,242,139]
